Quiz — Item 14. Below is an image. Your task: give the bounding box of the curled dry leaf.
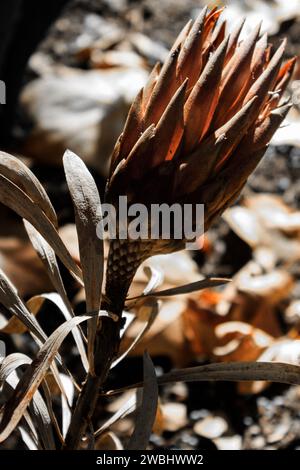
[236,268,294,305]
[258,339,300,365]
[240,339,300,394]
[127,250,200,299]
[213,321,273,362]
[182,297,224,357]
[245,194,300,233]
[223,206,267,248]
[225,195,300,264]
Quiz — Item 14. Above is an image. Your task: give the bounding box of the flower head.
[104,6,296,309]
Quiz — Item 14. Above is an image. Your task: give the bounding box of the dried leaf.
[27,293,88,373]
[112,298,159,368]
[63,149,104,369]
[59,374,74,439]
[0,174,82,282]
[127,352,158,450]
[0,353,55,449]
[0,267,47,342]
[95,431,123,450]
[18,426,38,450]
[158,361,300,386]
[0,151,57,227]
[0,311,111,442]
[94,393,136,437]
[129,277,230,299]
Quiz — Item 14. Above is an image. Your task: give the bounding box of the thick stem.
[63,240,149,449]
[63,316,122,450]
[63,373,101,450]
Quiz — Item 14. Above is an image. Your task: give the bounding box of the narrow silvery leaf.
[63,150,104,370]
[127,352,158,450]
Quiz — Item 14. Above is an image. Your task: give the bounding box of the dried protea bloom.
[104,6,296,312]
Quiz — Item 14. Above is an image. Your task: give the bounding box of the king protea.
[104,6,296,313]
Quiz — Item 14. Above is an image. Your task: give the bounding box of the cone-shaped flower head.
[105,6,296,310]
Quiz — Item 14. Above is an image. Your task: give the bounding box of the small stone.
[251,435,266,449]
[244,416,254,426]
[267,422,290,444]
[189,409,210,421]
[248,424,261,436]
[161,403,187,432]
[214,436,242,450]
[194,416,228,439]
[168,382,188,401]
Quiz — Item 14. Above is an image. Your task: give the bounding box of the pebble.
[194,416,228,439]
[162,403,187,432]
[189,409,210,421]
[251,435,266,449]
[214,435,242,450]
[267,421,290,444]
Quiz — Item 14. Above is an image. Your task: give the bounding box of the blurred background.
[1,0,300,450]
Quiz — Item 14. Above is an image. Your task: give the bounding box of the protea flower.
[104,6,296,314]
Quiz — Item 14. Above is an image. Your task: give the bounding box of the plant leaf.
[63,149,104,370]
[0,353,55,449]
[24,221,88,371]
[59,374,74,439]
[111,299,159,369]
[0,267,47,343]
[94,393,136,438]
[127,352,158,450]
[0,311,111,442]
[0,151,57,227]
[128,277,231,299]
[18,426,38,450]
[28,293,88,373]
[106,361,300,396]
[158,361,300,386]
[0,174,82,283]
